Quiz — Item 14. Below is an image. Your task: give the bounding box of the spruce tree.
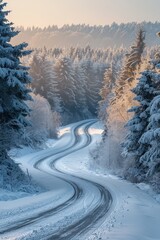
[55,56,77,122]
[44,59,62,113]
[139,95,160,179]
[0,1,32,160]
[99,61,118,122]
[30,54,61,113]
[74,63,89,118]
[81,60,100,116]
[116,28,145,99]
[123,70,160,179]
[29,54,43,95]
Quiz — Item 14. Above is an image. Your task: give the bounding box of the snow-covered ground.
[0,120,160,240]
[56,122,160,240]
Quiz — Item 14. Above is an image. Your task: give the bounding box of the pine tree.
[116,28,145,99]
[55,56,77,122]
[30,54,61,113]
[74,63,89,118]
[81,60,100,116]
[99,61,118,122]
[42,57,62,113]
[0,1,32,160]
[29,54,43,96]
[123,70,160,180]
[139,95,160,179]
[107,28,146,140]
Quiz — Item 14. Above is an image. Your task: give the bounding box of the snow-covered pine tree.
[123,70,160,181]
[43,58,62,113]
[55,56,77,123]
[105,28,146,146]
[0,1,32,161]
[81,60,100,116]
[139,94,160,181]
[116,28,145,99]
[99,61,117,122]
[74,62,90,119]
[29,54,43,95]
[30,54,61,113]
[93,62,106,113]
[135,56,160,186]
[98,61,118,141]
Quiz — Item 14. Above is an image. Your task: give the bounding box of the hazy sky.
[6,0,160,28]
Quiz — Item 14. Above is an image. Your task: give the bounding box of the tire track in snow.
[0,120,112,240]
[0,120,94,235]
[46,121,112,240]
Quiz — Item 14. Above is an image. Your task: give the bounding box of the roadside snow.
[136,182,160,204]
[0,136,59,202]
[0,120,102,240]
[0,157,42,201]
[55,121,160,240]
[1,120,160,240]
[0,188,30,201]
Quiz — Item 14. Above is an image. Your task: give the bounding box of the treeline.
[12,22,160,49]
[96,29,160,192]
[26,43,156,146]
[27,46,126,126]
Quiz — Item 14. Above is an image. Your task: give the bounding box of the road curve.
[46,121,112,239]
[0,120,112,240]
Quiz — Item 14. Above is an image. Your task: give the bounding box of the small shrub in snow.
[23,93,61,148]
[0,157,41,194]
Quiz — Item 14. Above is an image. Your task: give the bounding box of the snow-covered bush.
[90,138,123,174]
[0,157,41,194]
[24,93,61,148]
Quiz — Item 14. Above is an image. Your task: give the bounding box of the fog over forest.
[12,22,160,49]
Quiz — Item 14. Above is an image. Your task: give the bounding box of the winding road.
[0,120,112,240]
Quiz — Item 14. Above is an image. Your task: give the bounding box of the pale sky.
[6,0,160,28]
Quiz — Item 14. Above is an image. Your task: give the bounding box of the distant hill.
[12,22,160,49]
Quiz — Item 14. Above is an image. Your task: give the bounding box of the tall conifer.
[0,1,32,160]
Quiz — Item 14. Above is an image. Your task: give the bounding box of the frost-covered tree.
[24,94,61,147]
[42,57,62,112]
[99,61,118,122]
[0,1,32,161]
[116,28,145,98]
[29,54,43,94]
[74,63,90,119]
[81,60,101,116]
[55,56,77,123]
[139,95,160,180]
[104,29,146,151]
[30,54,61,112]
[98,62,118,141]
[123,70,160,180]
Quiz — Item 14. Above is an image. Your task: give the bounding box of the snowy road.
[1,119,160,240]
[0,120,112,240]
